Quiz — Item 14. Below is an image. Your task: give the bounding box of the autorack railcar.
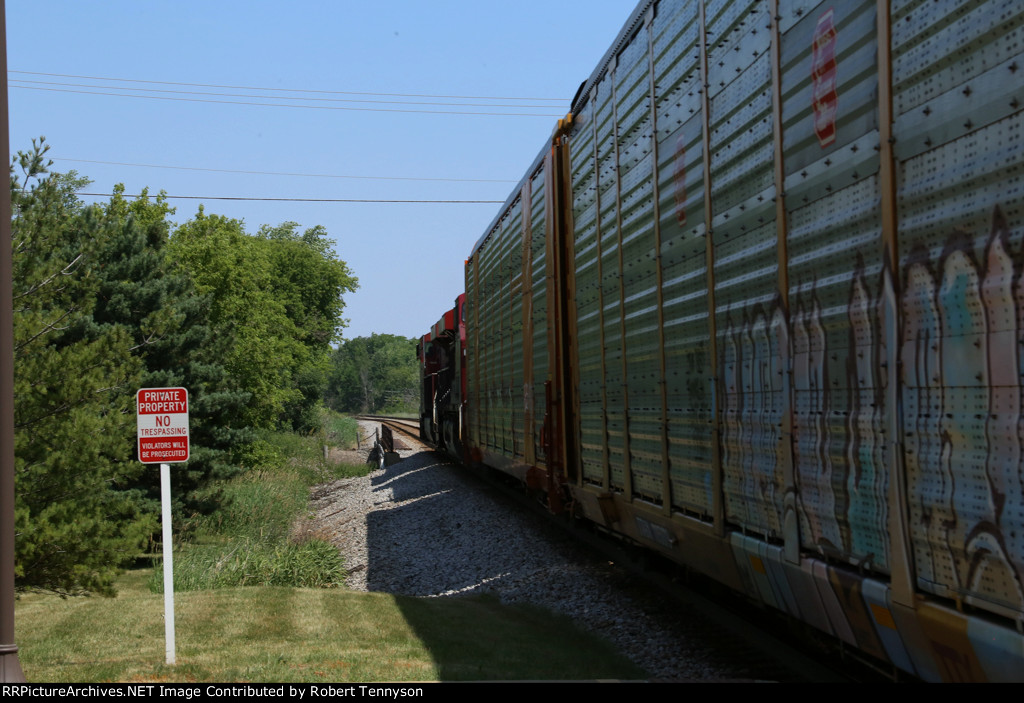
[421,0,1024,682]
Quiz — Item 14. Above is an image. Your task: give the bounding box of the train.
[417,0,1024,682]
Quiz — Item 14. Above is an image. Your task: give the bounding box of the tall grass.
[151,421,368,593]
[323,412,359,449]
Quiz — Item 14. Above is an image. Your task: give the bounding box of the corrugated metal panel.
[593,65,629,491]
[617,20,666,502]
[528,168,550,466]
[893,0,1024,619]
[780,0,890,572]
[706,0,785,538]
[466,195,534,461]
[474,218,501,451]
[571,100,605,486]
[653,0,715,515]
[507,200,526,459]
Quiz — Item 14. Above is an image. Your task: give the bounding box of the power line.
[55,157,518,184]
[11,84,563,117]
[78,192,504,204]
[10,70,567,103]
[12,77,563,110]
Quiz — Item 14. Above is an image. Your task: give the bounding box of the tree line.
[12,139,357,595]
[327,333,419,415]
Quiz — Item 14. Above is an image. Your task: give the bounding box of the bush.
[150,428,367,593]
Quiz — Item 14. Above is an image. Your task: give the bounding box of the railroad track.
[359,425,865,680]
[354,414,880,680]
[356,414,423,451]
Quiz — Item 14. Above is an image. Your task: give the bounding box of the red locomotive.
[417,293,465,462]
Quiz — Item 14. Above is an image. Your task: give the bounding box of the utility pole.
[0,0,27,682]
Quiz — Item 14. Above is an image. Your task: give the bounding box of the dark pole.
[0,0,26,683]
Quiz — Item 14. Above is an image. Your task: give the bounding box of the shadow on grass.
[361,452,643,681]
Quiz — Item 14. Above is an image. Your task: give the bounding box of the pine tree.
[94,186,253,517]
[12,140,153,595]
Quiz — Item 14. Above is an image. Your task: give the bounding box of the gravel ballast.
[306,423,766,681]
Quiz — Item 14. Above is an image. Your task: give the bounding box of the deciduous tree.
[328,334,417,414]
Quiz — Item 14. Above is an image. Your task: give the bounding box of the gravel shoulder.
[303,421,765,681]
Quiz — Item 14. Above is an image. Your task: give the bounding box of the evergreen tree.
[11,140,152,595]
[95,187,252,516]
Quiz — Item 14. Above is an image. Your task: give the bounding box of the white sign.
[136,386,189,665]
[137,387,189,464]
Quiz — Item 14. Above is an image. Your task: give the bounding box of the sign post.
[137,387,189,666]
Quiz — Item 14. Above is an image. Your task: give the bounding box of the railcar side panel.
[466,165,554,476]
[508,204,526,459]
[449,0,1024,681]
[706,0,787,540]
[593,68,630,493]
[469,205,516,461]
[528,169,550,467]
[652,1,716,516]
[569,90,607,489]
[615,18,665,503]
[893,0,1024,622]
[781,1,891,572]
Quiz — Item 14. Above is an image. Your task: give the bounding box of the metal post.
[161,464,175,666]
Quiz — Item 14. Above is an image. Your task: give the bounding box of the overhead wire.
[12,77,562,110]
[13,68,542,200]
[10,84,563,117]
[54,158,518,184]
[10,70,568,102]
[9,69,568,116]
[77,192,505,204]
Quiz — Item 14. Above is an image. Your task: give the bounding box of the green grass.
[15,419,647,681]
[16,570,645,682]
[323,412,359,449]
[151,426,368,593]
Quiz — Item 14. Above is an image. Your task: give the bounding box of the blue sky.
[7,1,636,340]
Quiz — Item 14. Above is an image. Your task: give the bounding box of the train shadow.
[364,450,530,595]
[361,449,620,680]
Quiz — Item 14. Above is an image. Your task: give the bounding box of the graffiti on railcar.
[842,257,888,569]
[719,302,785,538]
[791,284,846,558]
[714,214,1024,617]
[716,206,1024,615]
[790,255,890,569]
[720,274,889,561]
[903,206,1024,616]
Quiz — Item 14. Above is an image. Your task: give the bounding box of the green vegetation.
[13,143,153,595]
[328,334,419,414]
[14,423,646,682]
[15,573,646,682]
[151,429,366,592]
[323,413,360,448]
[11,139,359,595]
[169,215,356,432]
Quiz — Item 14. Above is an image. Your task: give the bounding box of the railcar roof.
[467,0,654,261]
